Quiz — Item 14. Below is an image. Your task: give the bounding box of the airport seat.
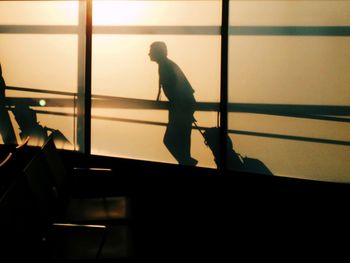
[0,136,34,197]
[39,133,131,224]
[23,151,132,261]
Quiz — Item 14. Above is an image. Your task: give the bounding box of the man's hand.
[156,88,161,101]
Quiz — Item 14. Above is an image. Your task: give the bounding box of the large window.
[1,0,350,182]
[0,1,85,150]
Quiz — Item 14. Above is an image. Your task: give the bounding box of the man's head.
[149,41,167,62]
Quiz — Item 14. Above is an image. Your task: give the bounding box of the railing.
[4,86,350,148]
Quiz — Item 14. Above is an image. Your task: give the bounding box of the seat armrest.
[70,167,118,198]
[72,167,113,177]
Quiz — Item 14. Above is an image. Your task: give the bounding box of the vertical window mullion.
[220,0,229,172]
[84,0,92,155]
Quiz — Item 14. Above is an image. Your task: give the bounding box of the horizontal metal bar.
[230,26,350,36]
[6,86,77,96]
[4,96,350,118]
[0,25,79,34]
[2,25,350,36]
[230,129,350,147]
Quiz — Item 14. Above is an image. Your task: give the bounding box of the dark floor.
[62,150,350,259]
[1,145,349,260]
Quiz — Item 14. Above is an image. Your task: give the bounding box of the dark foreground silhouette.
[149,41,197,166]
[0,64,17,144]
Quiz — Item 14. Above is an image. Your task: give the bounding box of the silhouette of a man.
[0,63,17,144]
[149,41,197,166]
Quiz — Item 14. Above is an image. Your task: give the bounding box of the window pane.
[0,1,84,150]
[230,0,350,26]
[0,1,79,26]
[93,0,221,26]
[228,1,350,182]
[1,35,78,93]
[91,1,221,168]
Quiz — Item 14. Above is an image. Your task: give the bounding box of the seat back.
[0,152,14,196]
[0,138,37,196]
[0,174,44,259]
[23,152,58,226]
[12,135,38,171]
[16,136,30,150]
[41,133,68,195]
[0,151,12,167]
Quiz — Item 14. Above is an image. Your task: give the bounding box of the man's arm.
[156,80,161,101]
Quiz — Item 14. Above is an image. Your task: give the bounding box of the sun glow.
[0,1,79,25]
[93,1,147,25]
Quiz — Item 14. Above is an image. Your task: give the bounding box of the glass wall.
[91,1,222,167]
[228,0,350,182]
[0,1,84,149]
[1,0,350,182]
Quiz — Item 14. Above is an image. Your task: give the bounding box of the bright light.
[39,99,46,106]
[93,1,146,25]
[53,223,106,229]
